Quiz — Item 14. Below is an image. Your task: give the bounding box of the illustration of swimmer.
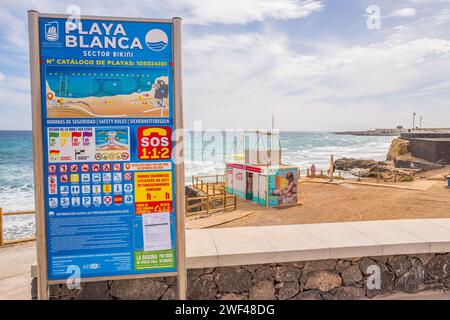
[97,131,128,150]
[154,79,168,109]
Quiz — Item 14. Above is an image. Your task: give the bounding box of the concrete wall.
[401,132,450,139]
[407,138,450,164]
[34,253,450,300]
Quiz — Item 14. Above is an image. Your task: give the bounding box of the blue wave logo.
[147,41,167,51]
[145,29,168,51]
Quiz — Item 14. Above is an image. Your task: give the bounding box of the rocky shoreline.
[334,128,450,137]
[334,137,447,182]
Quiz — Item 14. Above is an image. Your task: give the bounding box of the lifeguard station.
[225,131,299,207]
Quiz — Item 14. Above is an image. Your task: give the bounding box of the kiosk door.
[246,172,253,200]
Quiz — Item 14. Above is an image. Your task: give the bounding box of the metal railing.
[192,174,226,195]
[0,208,36,247]
[302,168,406,183]
[302,168,344,179]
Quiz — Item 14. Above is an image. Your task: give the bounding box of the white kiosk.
[226,131,299,207]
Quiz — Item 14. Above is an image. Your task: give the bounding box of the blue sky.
[0,0,449,130]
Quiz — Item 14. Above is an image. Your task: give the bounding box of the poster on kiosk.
[28,11,186,298]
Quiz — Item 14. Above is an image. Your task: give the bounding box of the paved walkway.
[0,243,35,300]
[186,210,255,229]
[186,218,450,268]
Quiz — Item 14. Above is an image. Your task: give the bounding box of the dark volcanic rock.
[395,159,443,171]
[334,158,377,171]
[274,266,302,283]
[110,279,167,300]
[341,264,363,285]
[426,254,450,281]
[335,261,352,274]
[250,265,275,283]
[161,287,176,300]
[277,282,300,300]
[214,267,252,293]
[188,278,218,300]
[293,290,324,300]
[394,259,425,293]
[220,293,247,300]
[359,258,378,276]
[77,282,110,300]
[335,286,365,300]
[249,281,275,300]
[304,271,342,292]
[388,255,412,278]
[369,163,390,173]
[303,260,337,273]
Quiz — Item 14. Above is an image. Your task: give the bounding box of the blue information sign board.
[36,16,179,281]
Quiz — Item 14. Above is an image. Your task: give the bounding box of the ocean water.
[0,131,36,240]
[184,131,393,180]
[0,130,393,239]
[0,131,35,212]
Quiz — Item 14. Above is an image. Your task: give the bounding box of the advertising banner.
[33,14,181,282]
[267,168,298,207]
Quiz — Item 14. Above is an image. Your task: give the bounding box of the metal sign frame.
[28,10,186,300]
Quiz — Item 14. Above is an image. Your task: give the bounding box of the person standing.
[311,164,317,178]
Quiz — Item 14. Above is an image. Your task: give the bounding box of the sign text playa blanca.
[65,22,143,49]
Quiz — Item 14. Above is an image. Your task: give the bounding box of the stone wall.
[33,253,450,300]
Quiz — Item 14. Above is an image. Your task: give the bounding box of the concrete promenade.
[0,242,35,300]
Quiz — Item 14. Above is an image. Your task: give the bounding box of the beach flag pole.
[330,155,334,182]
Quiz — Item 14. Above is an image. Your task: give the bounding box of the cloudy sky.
[0,0,449,131]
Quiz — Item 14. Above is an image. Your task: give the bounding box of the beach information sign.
[28,12,186,299]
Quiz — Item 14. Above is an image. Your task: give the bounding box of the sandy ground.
[220,177,450,228]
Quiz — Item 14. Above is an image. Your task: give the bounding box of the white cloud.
[1,0,324,26]
[185,0,324,25]
[183,29,450,129]
[391,8,417,17]
[408,0,450,3]
[0,73,5,82]
[1,0,450,130]
[0,0,324,62]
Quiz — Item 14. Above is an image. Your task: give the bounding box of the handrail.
[192,174,226,196]
[0,208,36,247]
[185,193,237,217]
